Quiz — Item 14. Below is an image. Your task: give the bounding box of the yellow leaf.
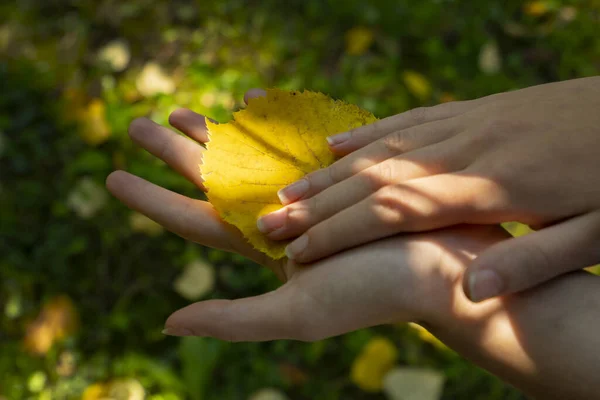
[107,378,145,400]
[586,264,600,275]
[439,92,457,103]
[345,26,375,56]
[408,322,449,352]
[501,222,534,237]
[203,89,377,259]
[524,1,550,16]
[23,295,79,355]
[82,379,145,400]
[350,337,398,392]
[402,71,432,101]
[79,99,111,146]
[81,383,109,400]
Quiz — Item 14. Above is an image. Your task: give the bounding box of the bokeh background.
[1,0,599,399]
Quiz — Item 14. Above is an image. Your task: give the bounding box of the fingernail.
[278,180,309,204]
[162,327,194,337]
[468,270,504,302]
[326,132,350,146]
[285,235,309,260]
[257,208,287,233]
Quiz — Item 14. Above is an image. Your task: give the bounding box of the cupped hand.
[106,90,510,341]
[257,77,600,302]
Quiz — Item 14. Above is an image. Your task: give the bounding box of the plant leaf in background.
[173,260,216,301]
[479,40,502,75]
[402,71,432,101]
[345,26,375,56]
[202,88,377,259]
[179,337,226,400]
[23,295,78,356]
[79,99,112,146]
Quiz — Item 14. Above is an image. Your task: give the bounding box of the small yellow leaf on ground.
[24,295,79,355]
[524,1,550,17]
[350,336,398,392]
[79,99,112,146]
[203,89,377,259]
[439,92,457,103]
[81,383,109,400]
[501,221,534,237]
[173,260,216,300]
[402,71,432,101]
[345,26,375,56]
[408,322,449,352]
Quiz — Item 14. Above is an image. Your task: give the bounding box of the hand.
[257,77,600,302]
[105,91,510,341]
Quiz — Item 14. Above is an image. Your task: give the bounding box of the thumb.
[162,285,309,342]
[464,211,600,302]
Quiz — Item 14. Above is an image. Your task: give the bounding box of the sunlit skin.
[106,90,600,399]
[257,77,600,302]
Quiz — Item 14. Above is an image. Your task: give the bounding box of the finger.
[326,99,476,155]
[284,173,480,263]
[129,118,206,190]
[244,88,267,104]
[169,108,211,143]
[163,286,302,341]
[464,211,600,302]
[106,171,272,267]
[259,141,467,240]
[277,118,462,204]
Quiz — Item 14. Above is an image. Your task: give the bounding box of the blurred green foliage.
[1,0,599,399]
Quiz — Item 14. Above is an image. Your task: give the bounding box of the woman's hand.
[105,92,509,341]
[105,99,600,400]
[257,77,600,302]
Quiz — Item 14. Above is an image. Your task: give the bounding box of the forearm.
[429,270,600,399]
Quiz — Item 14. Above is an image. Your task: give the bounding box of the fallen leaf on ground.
[23,295,79,355]
[351,336,398,392]
[383,367,445,400]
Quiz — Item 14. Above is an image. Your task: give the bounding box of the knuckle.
[363,119,383,137]
[307,195,323,218]
[371,187,405,227]
[326,163,344,184]
[382,131,408,154]
[159,138,172,160]
[475,158,514,187]
[407,107,429,125]
[364,161,395,189]
[457,128,488,154]
[511,241,552,285]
